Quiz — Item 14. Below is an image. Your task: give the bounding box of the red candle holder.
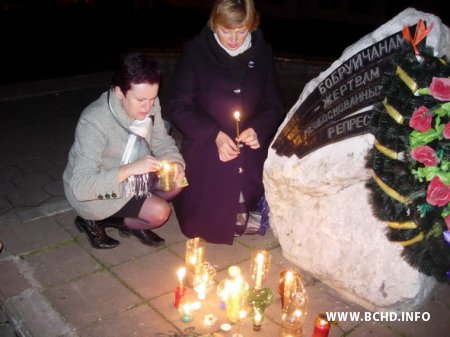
[174,286,187,308]
[312,313,331,337]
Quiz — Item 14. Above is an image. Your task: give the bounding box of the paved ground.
[0,71,449,337]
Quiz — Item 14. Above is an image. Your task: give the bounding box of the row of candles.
[174,237,331,337]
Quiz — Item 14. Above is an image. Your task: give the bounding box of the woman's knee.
[140,197,171,226]
[154,201,171,225]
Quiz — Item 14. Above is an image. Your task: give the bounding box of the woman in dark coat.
[168,0,284,244]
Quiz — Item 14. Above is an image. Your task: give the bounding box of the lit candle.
[179,301,193,322]
[312,314,331,337]
[283,271,294,310]
[255,252,264,290]
[233,110,241,148]
[197,281,206,300]
[177,267,186,293]
[226,275,242,323]
[185,237,206,287]
[252,308,263,331]
[159,161,174,191]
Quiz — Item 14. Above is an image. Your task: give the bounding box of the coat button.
[238,167,244,174]
[98,195,104,200]
[105,194,111,199]
[248,61,255,68]
[111,192,117,198]
[234,88,241,94]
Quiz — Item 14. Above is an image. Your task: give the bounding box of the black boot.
[75,216,119,249]
[119,228,165,247]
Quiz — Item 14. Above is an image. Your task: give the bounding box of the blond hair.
[208,0,260,32]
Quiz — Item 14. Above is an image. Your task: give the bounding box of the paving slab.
[0,216,73,255]
[44,270,142,329]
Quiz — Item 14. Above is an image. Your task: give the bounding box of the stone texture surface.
[264,8,450,311]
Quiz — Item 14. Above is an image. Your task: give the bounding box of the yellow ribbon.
[374,140,401,160]
[372,174,410,204]
[398,232,424,246]
[383,98,405,125]
[387,221,418,229]
[396,66,419,93]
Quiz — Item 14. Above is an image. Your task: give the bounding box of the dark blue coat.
[168,26,284,244]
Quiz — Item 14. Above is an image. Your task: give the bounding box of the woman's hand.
[216,131,240,162]
[238,128,260,149]
[171,162,185,182]
[118,155,162,183]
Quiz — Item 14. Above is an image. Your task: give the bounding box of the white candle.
[233,111,241,137]
[255,252,264,290]
[177,267,186,292]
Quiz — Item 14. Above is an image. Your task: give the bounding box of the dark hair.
[111,52,161,94]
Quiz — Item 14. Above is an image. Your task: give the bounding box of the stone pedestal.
[264,8,450,311]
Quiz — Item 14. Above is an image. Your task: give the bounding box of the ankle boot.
[119,228,165,247]
[75,216,119,249]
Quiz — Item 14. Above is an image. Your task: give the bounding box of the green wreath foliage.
[366,41,450,283]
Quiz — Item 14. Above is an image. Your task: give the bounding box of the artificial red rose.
[429,77,450,101]
[426,176,450,207]
[410,145,438,166]
[409,106,432,132]
[444,123,450,139]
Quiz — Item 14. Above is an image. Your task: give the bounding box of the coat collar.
[196,26,265,69]
[107,89,135,129]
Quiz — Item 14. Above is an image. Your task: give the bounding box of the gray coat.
[63,90,184,220]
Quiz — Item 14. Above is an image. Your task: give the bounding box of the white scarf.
[120,117,155,198]
[214,32,252,57]
[108,91,155,198]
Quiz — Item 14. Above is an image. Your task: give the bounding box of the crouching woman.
[63,53,185,249]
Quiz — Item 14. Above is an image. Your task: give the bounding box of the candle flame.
[233,111,241,121]
[161,161,171,171]
[177,267,186,280]
[181,302,192,314]
[294,309,303,318]
[257,252,264,263]
[285,271,294,282]
[254,310,262,323]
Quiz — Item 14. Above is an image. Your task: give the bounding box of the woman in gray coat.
[64,53,185,249]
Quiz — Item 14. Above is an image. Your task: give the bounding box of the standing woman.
[168,0,284,244]
[64,53,185,249]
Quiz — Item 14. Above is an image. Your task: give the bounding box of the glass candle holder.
[178,299,193,323]
[193,261,216,300]
[217,266,249,323]
[250,250,271,290]
[247,287,272,331]
[278,270,308,334]
[185,237,207,287]
[159,161,175,192]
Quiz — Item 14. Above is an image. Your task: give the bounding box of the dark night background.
[0,0,449,85]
